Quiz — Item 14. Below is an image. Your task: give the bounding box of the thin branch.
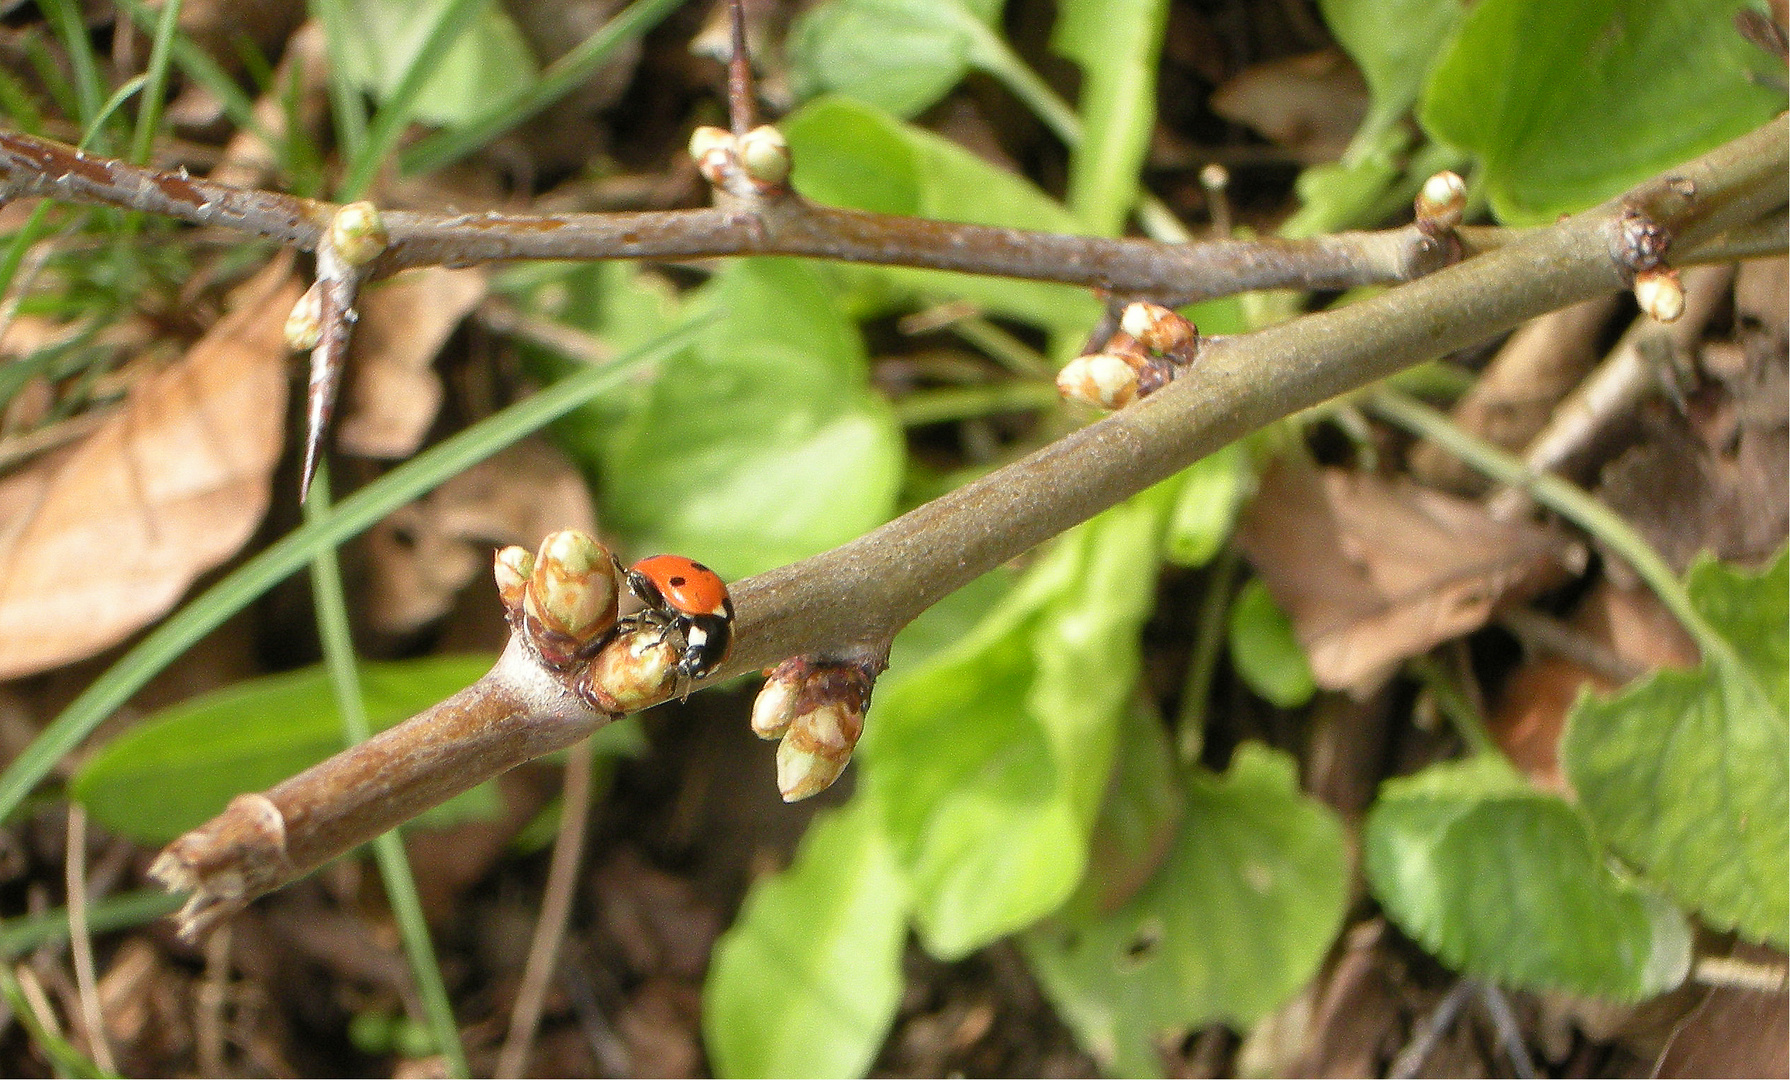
[495,737,595,1080]
[0,128,1456,302]
[64,804,116,1076]
[148,116,1789,931]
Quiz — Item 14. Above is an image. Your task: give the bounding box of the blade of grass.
[0,963,114,1078]
[38,0,103,133]
[126,0,185,165]
[0,890,184,957]
[1367,388,1729,663]
[113,0,268,143]
[305,464,468,1078]
[83,75,150,149]
[336,0,490,200]
[399,0,686,175]
[311,0,369,166]
[0,317,706,825]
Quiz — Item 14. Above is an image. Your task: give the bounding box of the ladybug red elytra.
[623,554,735,681]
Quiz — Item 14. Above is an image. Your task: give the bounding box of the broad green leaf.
[1366,755,1692,1000]
[788,0,1005,119]
[1163,441,1248,568]
[1051,0,1170,236]
[71,656,493,843]
[704,798,908,1079]
[1228,578,1315,709]
[1565,551,1789,947]
[1320,0,1465,151]
[322,0,538,129]
[783,96,1101,339]
[1070,699,1184,919]
[590,258,903,578]
[1419,0,1783,224]
[861,484,1176,958]
[1024,744,1348,1077]
[886,567,1015,677]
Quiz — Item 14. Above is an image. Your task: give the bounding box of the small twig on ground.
[63,804,115,1076]
[1389,978,1474,1079]
[196,924,233,1077]
[1475,982,1538,1079]
[496,737,596,1080]
[1496,607,1646,684]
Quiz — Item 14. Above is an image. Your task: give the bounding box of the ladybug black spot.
[668,575,686,587]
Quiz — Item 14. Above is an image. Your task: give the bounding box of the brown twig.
[495,738,595,1080]
[63,805,115,1076]
[0,128,1456,301]
[145,116,1789,934]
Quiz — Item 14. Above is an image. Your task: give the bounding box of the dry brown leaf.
[336,267,486,459]
[1238,460,1575,695]
[364,440,595,633]
[1209,48,1369,164]
[0,256,299,680]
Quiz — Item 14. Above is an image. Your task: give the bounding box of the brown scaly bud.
[1634,267,1685,323]
[1414,170,1467,236]
[284,281,325,351]
[689,126,736,188]
[580,626,680,715]
[1057,352,1142,410]
[493,545,534,614]
[777,701,865,802]
[1613,205,1671,276]
[1119,301,1198,358]
[751,652,884,801]
[327,201,389,267]
[520,530,619,666]
[737,125,791,187]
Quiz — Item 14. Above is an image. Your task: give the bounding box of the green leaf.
[788,0,1004,119]
[782,96,1101,339]
[704,798,909,1079]
[1564,551,1789,947]
[887,567,1016,676]
[323,0,538,129]
[1071,699,1184,919]
[1228,578,1316,709]
[1163,441,1248,568]
[1366,755,1692,1000]
[71,656,495,844]
[1320,0,1465,151]
[1051,0,1170,236]
[585,258,903,578]
[1024,745,1348,1077]
[1419,0,1783,224]
[861,485,1176,958]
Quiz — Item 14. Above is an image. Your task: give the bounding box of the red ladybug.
[623,554,734,681]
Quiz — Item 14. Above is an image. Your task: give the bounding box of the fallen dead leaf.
[1238,460,1576,695]
[336,267,487,459]
[363,440,595,633]
[0,256,299,680]
[1210,48,1369,164]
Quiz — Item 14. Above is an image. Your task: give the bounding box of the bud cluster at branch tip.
[327,201,389,267]
[752,653,884,801]
[496,531,620,668]
[1414,170,1467,236]
[579,629,680,716]
[1057,302,1201,411]
[687,124,791,193]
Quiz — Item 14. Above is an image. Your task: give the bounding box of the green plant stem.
[969,25,1191,245]
[126,0,183,165]
[891,380,1060,427]
[0,320,702,825]
[1175,545,1239,764]
[400,0,686,175]
[39,0,102,133]
[305,466,468,1079]
[949,315,1054,377]
[1367,388,1730,665]
[1406,654,1494,756]
[114,0,266,142]
[0,890,184,957]
[337,0,489,200]
[0,962,113,1078]
[311,0,367,165]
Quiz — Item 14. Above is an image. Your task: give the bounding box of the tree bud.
[1415,170,1467,235]
[1057,352,1141,410]
[776,701,864,802]
[1634,267,1685,323]
[737,125,791,186]
[284,281,325,351]
[328,201,389,267]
